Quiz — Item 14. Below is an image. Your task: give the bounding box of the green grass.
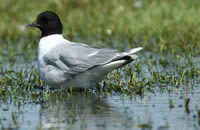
[1,0,200,54]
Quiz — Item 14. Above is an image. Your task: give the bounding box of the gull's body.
[27,11,142,89]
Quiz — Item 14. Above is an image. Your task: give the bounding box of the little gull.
[26,11,143,89]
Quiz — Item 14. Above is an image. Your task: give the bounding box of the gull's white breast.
[37,34,69,86]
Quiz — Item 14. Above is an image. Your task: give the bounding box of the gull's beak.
[26,21,40,27]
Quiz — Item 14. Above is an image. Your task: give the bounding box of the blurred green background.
[1,0,200,62]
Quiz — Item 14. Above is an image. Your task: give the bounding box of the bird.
[26,11,142,89]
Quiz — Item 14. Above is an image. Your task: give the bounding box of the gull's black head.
[26,11,63,38]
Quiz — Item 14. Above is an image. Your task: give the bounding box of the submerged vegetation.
[0,0,200,90]
[0,0,200,129]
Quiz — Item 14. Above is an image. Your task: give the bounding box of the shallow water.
[0,63,200,130]
[0,45,200,130]
[0,85,200,130]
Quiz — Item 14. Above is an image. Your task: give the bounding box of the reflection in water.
[40,92,126,130]
[0,86,200,130]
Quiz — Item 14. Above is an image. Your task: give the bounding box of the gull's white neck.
[39,34,66,44]
[38,34,69,57]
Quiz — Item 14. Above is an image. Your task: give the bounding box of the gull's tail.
[102,47,143,71]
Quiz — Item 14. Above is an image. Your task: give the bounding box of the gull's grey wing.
[43,43,125,75]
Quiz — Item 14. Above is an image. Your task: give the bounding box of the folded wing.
[43,43,142,76]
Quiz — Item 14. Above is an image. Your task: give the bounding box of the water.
[0,85,199,130]
[0,44,200,130]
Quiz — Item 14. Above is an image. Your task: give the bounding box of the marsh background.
[0,0,200,129]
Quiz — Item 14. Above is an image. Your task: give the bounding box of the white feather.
[123,47,143,55]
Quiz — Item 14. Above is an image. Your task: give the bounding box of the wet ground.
[0,85,200,130]
[0,51,200,130]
